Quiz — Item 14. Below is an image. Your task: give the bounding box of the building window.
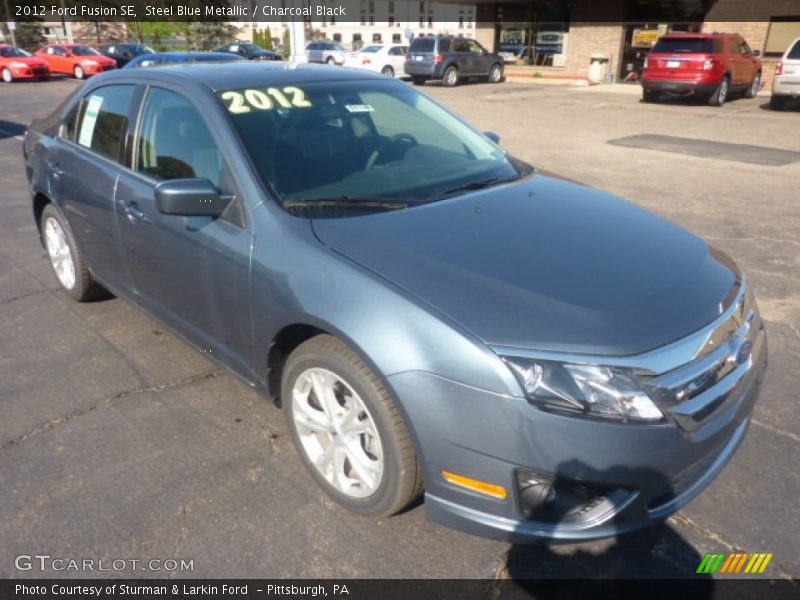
[373,33,382,42]
[428,16,433,28]
[765,18,800,56]
[389,16,395,26]
[333,33,342,42]
[393,33,401,43]
[459,17,463,28]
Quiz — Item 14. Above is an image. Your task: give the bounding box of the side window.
[454,39,470,53]
[76,85,135,163]
[438,38,451,52]
[468,40,484,54]
[62,101,84,142]
[136,88,222,187]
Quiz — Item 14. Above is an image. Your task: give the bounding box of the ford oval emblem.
[735,340,753,365]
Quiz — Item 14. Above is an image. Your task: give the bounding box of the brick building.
[467,0,800,86]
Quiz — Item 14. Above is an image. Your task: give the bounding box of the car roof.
[102,61,384,91]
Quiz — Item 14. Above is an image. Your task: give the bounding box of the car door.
[47,46,69,73]
[728,37,749,85]
[388,46,407,74]
[468,39,491,75]
[47,84,139,292]
[452,38,472,74]
[114,85,254,376]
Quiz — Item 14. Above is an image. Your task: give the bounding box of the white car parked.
[771,36,800,110]
[343,44,408,78]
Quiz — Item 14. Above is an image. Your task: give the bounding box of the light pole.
[3,0,17,47]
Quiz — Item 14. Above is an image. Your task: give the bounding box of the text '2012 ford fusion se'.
[24,62,766,542]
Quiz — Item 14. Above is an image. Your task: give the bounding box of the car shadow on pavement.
[0,120,26,140]
[758,100,800,112]
[497,459,714,595]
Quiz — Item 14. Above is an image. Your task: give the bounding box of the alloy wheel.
[291,367,384,498]
[44,217,76,290]
[2,68,12,83]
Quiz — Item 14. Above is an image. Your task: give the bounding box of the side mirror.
[484,131,501,144]
[154,178,230,217]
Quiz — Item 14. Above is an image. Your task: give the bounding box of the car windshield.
[651,38,716,53]
[219,80,526,208]
[332,44,346,52]
[71,46,100,56]
[0,47,30,57]
[131,44,155,54]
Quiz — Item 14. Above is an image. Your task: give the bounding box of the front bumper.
[387,289,766,542]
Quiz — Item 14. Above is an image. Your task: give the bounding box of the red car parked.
[34,44,116,79]
[641,33,762,106]
[0,44,50,82]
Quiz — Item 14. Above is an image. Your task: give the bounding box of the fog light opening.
[516,470,630,525]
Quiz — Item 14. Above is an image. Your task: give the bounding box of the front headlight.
[502,357,663,422]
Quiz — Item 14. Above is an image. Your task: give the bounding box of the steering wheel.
[364,133,418,171]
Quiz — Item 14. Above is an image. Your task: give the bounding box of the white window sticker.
[78,95,103,148]
[345,104,374,113]
[230,45,239,52]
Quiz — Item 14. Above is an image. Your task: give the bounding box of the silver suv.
[306,41,346,65]
[771,36,800,110]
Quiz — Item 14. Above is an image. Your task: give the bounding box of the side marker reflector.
[441,471,507,499]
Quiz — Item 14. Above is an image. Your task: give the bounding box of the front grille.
[645,282,763,431]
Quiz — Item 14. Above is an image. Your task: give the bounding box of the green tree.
[282,27,290,58]
[262,27,274,50]
[15,23,46,52]
[188,22,236,51]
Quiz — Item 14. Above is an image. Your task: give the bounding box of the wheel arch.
[33,191,52,242]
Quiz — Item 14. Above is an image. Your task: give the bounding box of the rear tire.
[325,57,335,65]
[282,335,423,517]
[73,65,84,80]
[642,89,659,103]
[442,65,459,87]
[381,65,394,77]
[708,75,729,106]
[411,76,426,86]
[745,72,761,99]
[40,204,106,302]
[2,68,13,83]
[769,94,788,111]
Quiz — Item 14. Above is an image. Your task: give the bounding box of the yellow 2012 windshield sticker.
[221,86,312,114]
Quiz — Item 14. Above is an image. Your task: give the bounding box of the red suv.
[641,33,762,106]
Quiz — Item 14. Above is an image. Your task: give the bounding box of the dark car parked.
[24,63,765,543]
[100,43,155,68]
[641,33,762,106]
[213,43,283,61]
[123,52,245,69]
[404,35,505,87]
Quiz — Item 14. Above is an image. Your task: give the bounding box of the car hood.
[8,56,48,67]
[311,175,739,356]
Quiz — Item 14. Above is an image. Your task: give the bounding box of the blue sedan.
[124,51,245,68]
[23,63,765,541]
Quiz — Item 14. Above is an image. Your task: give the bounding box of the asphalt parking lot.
[1,77,798,583]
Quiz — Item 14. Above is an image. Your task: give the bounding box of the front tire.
[745,72,761,99]
[442,65,459,87]
[41,204,106,302]
[73,65,84,80]
[708,75,729,106]
[488,63,503,83]
[282,335,422,517]
[2,68,13,83]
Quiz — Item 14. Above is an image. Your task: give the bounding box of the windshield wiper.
[283,197,409,212]
[439,176,518,198]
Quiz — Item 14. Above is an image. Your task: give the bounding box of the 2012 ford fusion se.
[24,63,766,542]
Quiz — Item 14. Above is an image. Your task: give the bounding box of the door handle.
[48,161,64,180]
[118,199,145,222]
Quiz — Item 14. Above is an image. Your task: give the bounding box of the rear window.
[789,40,800,59]
[410,38,435,53]
[651,38,716,54]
